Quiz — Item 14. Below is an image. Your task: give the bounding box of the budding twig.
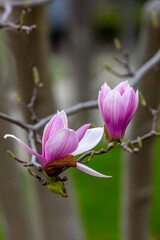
[0,2,36,34]
[77,144,115,163]
[121,104,160,153]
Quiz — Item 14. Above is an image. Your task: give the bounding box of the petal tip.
[4,134,11,139]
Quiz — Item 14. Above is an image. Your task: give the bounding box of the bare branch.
[20,82,40,123]
[1,2,12,22]
[121,105,160,152]
[77,144,114,163]
[0,0,52,7]
[0,21,36,33]
[0,112,33,130]
[130,49,160,87]
[28,130,42,169]
[33,100,98,130]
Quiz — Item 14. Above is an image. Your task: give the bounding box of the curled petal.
[72,127,104,156]
[76,124,90,142]
[114,80,130,95]
[76,162,111,178]
[42,110,68,156]
[4,134,47,168]
[98,83,111,117]
[45,128,79,162]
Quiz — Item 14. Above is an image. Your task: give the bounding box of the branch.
[0,112,33,130]
[1,3,12,22]
[130,49,160,87]
[0,0,52,7]
[28,130,42,169]
[77,144,114,163]
[33,100,98,130]
[0,2,36,34]
[121,105,160,152]
[1,49,160,131]
[0,21,36,34]
[20,81,40,123]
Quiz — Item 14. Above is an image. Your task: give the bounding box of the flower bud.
[98,81,139,140]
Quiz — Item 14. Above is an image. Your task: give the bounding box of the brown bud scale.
[104,125,112,143]
[44,155,77,177]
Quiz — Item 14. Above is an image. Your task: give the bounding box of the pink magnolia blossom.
[98,81,139,140]
[4,110,111,178]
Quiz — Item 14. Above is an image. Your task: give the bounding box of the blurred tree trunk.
[121,0,137,48]
[2,1,84,240]
[69,0,94,127]
[123,1,160,240]
[0,85,36,240]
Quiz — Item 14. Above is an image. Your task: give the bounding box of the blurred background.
[0,0,160,239]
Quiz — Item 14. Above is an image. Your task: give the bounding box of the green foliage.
[71,143,122,240]
[150,138,160,238]
[0,203,6,240]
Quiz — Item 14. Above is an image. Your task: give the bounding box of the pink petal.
[45,128,79,161]
[76,162,111,178]
[114,80,130,95]
[121,89,139,136]
[103,90,125,139]
[98,83,111,117]
[76,124,90,142]
[42,110,68,156]
[72,127,104,156]
[4,134,47,168]
[131,89,139,119]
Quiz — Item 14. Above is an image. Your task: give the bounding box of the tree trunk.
[2,2,84,240]
[69,0,94,127]
[123,1,160,240]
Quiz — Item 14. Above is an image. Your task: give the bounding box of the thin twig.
[121,106,160,152]
[0,21,36,33]
[20,82,40,123]
[77,144,114,163]
[28,130,42,169]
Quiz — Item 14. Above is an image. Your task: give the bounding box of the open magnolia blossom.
[98,80,139,140]
[4,110,111,178]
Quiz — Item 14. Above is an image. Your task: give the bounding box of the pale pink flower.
[98,81,139,140]
[4,110,110,178]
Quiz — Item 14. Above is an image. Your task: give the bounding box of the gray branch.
[130,49,160,87]
[1,49,160,131]
[1,2,12,22]
[0,0,52,7]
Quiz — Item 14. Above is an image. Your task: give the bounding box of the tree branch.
[33,100,98,130]
[130,49,160,87]
[0,21,36,33]
[0,0,52,7]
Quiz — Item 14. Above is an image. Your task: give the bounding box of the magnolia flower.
[4,110,110,178]
[98,80,139,140]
